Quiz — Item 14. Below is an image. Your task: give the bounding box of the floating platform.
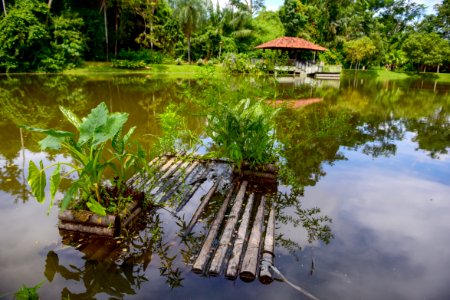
[59,154,280,284]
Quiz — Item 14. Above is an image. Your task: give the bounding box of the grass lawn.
[343,69,450,82]
[63,61,224,78]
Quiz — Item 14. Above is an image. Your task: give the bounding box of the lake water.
[0,72,449,300]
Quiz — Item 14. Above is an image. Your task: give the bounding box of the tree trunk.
[187,34,191,64]
[437,64,440,73]
[2,0,6,16]
[48,0,52,9]
[115,5,119,57]
[102,0,109,61]
[424,65,426,73]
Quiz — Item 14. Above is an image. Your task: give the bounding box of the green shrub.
[117,48,165,64]
[197,59,205,66]
[111,59,148,69]
[222,53,253,73]
[206,99,280,169]
[175,58,182,65]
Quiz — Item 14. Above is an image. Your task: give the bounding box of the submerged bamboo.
[185,178,222,235]
[259,204,275,284]
[225,193,255,279]
[239,195,266,282]
[192,184,236,274]
[208,181,248,275]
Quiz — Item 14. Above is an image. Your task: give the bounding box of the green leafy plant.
[111,59,148,69]
[14,281,44,300]
[21,102,147,216]
[156,104,198,155]
[205,99,280,169]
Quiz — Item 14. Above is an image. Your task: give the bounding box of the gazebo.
[255,36,329,75]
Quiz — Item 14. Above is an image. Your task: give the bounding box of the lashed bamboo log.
[208,181,248,275]
[185,178,222,235]
[149,158,184,195]
[225,193,255,279]
[259,205,275,284]
[175,166,209,212]
[150,160,190,198]
[58,222,114,236]
[58,211,116,227]
[158,161,201,204]
[236,170,277,180]
[239,195,266,282]
[192,184,237,273]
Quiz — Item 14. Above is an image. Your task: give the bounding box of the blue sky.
[263,0,441,14]
[219,0,442,15]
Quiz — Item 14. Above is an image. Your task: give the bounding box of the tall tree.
[435,0,450,39]
[2,0,6,16]
[173,0,205,63]
[100,0,109,61]
[402,32,450,72]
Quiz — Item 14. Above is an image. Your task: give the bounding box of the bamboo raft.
[59,154,279,284]
[130,154,279,283]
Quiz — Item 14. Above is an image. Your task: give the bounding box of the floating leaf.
[27,161,46,203]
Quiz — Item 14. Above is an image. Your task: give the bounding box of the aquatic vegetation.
[21,102,147,216]
[13,281,44,300]
[205,99,280,169]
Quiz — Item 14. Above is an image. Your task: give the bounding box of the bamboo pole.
[58,222,114,236]
[176,166,209,212]
[259,204,275,284]
[239,195,265,282]
[192,184,236,274]
[150,160,190,198]
[58,211,116,227]
[208,181,248,275]
[185,178,222,235]
[157,161,201,204]
[149,158,184,194]
[225,193,255,279]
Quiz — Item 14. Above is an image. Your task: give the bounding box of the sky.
[218,0,442,15]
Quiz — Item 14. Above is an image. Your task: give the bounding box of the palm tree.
[173,0,205,63]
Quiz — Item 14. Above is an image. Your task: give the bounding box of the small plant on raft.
[205,98,280,169]
[21,102,147,216]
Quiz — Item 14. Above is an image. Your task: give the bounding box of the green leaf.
[49,164,61,212]
[78,102,129,147]
[112,128,124,154]
[78,102,109,146]
[20,125,74,138]
[123,126,136,144]
[59,106,81,129]
[87,199,107,216]
[60,181,80,211]
[93,112,128,147]
[27,161,46,203]
[39,135,65,150]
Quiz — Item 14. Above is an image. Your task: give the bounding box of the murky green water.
[1,73,449,299]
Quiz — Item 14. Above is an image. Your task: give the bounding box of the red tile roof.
[255,36,327,51]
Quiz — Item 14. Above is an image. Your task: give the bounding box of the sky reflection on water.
[0,74,449,299]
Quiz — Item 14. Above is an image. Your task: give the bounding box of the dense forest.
[0,0,449,73]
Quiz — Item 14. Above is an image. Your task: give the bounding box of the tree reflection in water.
[44,212,185,299]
